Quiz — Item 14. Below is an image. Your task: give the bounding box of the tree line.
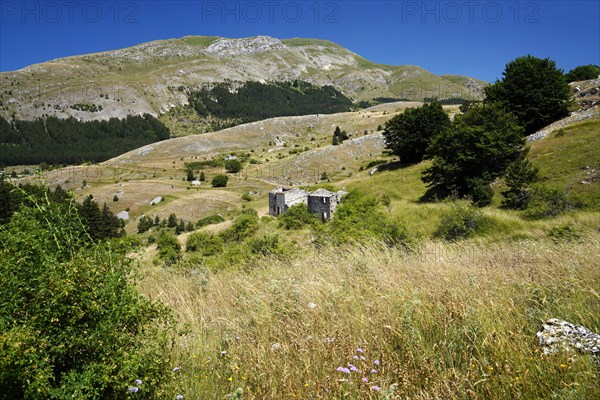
[188,80,353,124]
[0,114,170,166]
[0,178,124,240]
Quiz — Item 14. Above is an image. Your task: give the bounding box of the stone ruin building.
[269,187,347,221]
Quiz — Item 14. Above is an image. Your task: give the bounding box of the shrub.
[328,190,412,247]
[548,224,581,242]
[525,184,575,219]
[242,193,252,202]
[186,231,224,256]
[435,201,486,240]
[280,203,318,230]
[247,234,280,255]
[0,194,172,399]
[157,232,181,265]
[502,156,540,209]
[225,159,242,173]
[221,210,259,242]
[196,214,225,228]
[471,178,494,207]
[212,174,229,187]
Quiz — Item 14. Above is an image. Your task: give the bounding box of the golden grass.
[137,234,600,399]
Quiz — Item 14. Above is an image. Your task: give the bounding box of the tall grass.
[138,235,600,399]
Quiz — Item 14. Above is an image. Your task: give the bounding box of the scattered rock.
[150,196,162,206]
[191,180,201,186]
[369,167,378,176]
[115,211,129,220]
[537,319,600,359]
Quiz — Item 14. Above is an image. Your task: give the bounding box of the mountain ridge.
[0,35,488,122]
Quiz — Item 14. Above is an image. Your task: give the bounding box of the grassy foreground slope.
[138,236,600,399]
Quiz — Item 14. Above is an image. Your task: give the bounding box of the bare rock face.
[537,319,600,358]
[205,36,285,56]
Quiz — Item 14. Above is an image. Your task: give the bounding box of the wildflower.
[173,367,180,372]
[373,359,380,366]
[349,365,358,372]
[357,348,364,353]
[360,356,366,361]
[271,343,281,351]
[127,387,139,393]
[372,385,381,391]
[308,302,317,309]
[370,369,377,374]
[336,367,350,374]
[220,350,227,356]
[362,377,369,383]
[134,379,142,385]
[176,395,184,399]
[352,355,359,360]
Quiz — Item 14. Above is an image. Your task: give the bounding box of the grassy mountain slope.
[0,36,486,122]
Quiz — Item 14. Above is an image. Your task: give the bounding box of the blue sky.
[0,0,598,82]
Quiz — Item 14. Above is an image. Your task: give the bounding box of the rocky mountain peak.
[204,36,285,56]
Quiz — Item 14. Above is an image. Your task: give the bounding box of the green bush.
[157,232,181,265]
[247,234,280,256]
[0,194,172,399]
[435,201,486,240]
[221,210,259,242]
[186,231,224,256]
[196,214,225,228]
[242,193,252,202]
[328,190,412,247]
[471,178,494,207]
[548,224,581,242]
[224,159,242,173]
[211,174,229,187]
[525,184,575,219]
[280,203,318,230]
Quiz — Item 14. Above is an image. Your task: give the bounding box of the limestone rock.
[537,318,600,358]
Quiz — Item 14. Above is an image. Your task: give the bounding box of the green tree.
[484,55,571,135]
[212,174,229,187]
[167,213,178,228]
[565,64,600,82]
[186,168,196,181]
[224,159,242,173]
[422,104,525,197]
[502,155,540,209]
[383,102,450,164]
[199,171,206,181]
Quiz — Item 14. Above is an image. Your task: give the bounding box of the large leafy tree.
[484,55,571,135]
[382,102,450,164]
[422,104,525,196]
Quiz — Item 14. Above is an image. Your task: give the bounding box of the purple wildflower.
[357,348,364,353]
[134,379,142,385]
[127,386,139,393]
[173,367,180,372]
[372,385,381,391]
[352,355,359,360]
[360,356,366,361]
[349,365,358,372]
[337,366,350,374]
[362,377,369,383]
[374,359,380,366]
[176,395,184,399]
[371,369,378,374]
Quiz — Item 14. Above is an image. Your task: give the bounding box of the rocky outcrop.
[204,36,285,56]
[537,319,600,359]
